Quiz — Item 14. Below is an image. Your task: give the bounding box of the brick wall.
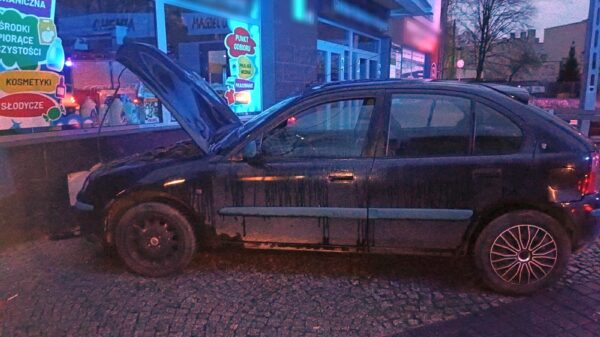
[272,0,319,101]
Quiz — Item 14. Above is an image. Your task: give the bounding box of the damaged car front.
[74,42,243,252]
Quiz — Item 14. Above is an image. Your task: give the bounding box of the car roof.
[303,79,516,100]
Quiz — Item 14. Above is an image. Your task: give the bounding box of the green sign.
[0,9,52,70]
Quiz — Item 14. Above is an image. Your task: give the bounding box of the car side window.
[474,103,523,155]
[387,94,472,157]
[261,98,375,159]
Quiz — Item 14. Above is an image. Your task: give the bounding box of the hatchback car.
[75,43,600,295]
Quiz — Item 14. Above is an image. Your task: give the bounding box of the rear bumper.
[562,194,600,251]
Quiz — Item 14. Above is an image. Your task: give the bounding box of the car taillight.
[579,152,600,195]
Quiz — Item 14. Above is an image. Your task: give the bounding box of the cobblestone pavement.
[0,238,598,337]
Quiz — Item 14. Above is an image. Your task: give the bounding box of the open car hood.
[116,42,241,153]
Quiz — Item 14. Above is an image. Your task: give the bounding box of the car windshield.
[238,95,300,135]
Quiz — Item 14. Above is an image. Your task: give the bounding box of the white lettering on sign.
[234,43,251,52]
[0,0,46,9]
[0,44,42,56]
[0,33,33,44]
[1,101,44,110]
[0,21,31,33]
[235,34,249,43]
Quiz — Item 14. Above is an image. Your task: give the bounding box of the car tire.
[114,202,196,277]
[474,210,571,295]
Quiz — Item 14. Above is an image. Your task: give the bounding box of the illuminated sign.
[403,19,438,54]
[225,27,256,58]
[223,23,261,115]
[235,78,254,91]
[0,7,63,71]
[0,0,54,18]
[0,9,51,70]
[0,0,65,131]
[237,56,255,79]
[0,92,59,119]
[332,0,388,32]
[0,70,59,93]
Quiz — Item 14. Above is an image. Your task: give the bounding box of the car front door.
[214,92,384,248]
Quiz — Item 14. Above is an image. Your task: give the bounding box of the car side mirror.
[242,140,265,166]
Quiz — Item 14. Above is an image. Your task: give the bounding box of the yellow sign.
[238,56,255,80]
[0,70,60,94]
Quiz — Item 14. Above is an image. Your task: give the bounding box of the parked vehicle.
[75,43,600,295]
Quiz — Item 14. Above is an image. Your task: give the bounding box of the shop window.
[318,22,350,46]
[353,33,379,53]
[164,4,262,116]
[0,0,166,136]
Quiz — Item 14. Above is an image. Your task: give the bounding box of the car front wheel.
[474,210,571,295]
[114,202,197,277]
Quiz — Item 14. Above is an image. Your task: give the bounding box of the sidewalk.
[394,277,600,337]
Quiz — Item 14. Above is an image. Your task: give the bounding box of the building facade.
[0,0,436,239]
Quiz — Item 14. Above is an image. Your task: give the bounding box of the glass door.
[317,40,348,83]
[353,50,380,80]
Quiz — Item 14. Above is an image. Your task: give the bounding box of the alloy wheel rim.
[489,224,558,285]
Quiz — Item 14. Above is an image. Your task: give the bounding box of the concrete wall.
[0,129,189,247]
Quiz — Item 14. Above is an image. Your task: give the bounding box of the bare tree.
[456,0,535,81]
[483,38,542,82]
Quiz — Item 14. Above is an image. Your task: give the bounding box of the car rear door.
[367,91,474,251]
[367,90,530,252]
[215,91,385,248]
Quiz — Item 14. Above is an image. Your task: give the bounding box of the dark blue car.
[75,43,600,295]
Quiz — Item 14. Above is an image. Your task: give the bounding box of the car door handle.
[473,168,502,178]
[328,172,355,182]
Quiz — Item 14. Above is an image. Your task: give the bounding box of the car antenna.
[96,68,126,163]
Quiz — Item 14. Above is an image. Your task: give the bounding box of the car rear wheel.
[474,210,571,295]
[114,202,196,277]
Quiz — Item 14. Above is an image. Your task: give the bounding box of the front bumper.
[73,199,104,244]
[562,194,600,251]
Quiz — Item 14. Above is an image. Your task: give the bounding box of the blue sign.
[0,0,54,18]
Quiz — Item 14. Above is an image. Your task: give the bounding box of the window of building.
[163,3,262,116]
[0,0,261,141]
[0,0,163,137]
[262,98,375,159]
[317,19,381,84]
[318,22,350,46]
[474,103,523,155]
[400,48,426,79]
[387,94,472,157]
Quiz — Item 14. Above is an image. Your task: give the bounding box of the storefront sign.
[331,0,388,32]
[186,14,229,36]
[0,92,58,118]
[0,0,53,18]
[0,9,54,70]
[403,19,437,54]
[225,27,256,58]
[221,22,261,114]
[0,69,59,93]
[234,78,254,91]
[59,14,155,40]
[237,56,254,79]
